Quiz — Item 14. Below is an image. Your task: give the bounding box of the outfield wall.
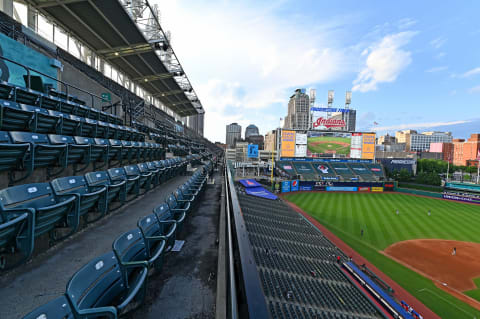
[281,180,391,193]
[395,187,443,199]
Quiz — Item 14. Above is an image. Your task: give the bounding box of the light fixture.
[144,79,148,82]
[114,52,119,56]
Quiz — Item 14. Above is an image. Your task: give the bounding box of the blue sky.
[155,0,480,142]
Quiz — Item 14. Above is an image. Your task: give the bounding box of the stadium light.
[345,91,352,106]
[328,90,334,105]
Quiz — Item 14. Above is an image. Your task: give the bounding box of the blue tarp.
[346,262,413,319]
[239,179,262,188]
[245,187,278,200]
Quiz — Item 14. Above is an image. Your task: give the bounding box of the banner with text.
[281,130,296,157]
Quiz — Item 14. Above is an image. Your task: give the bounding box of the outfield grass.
[307,136,351,155]
[284,192,480,318]
[465,277,480,302]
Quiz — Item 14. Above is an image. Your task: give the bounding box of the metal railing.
[224,161,270,318]
[0,55,120,114]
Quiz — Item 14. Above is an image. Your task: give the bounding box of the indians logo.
[312,117,345,128]
[318,165,329,174]
[247,180,254,185]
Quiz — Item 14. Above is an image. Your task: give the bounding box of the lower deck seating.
[330,162,356,181]
[22,160,213,318]
[291,162,318,180]
[349,163,376,181]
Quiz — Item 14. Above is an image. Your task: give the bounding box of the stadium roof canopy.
[25,0,203,117]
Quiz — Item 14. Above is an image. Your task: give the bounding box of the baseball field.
[284,192,480,319]
[307,136,351,156]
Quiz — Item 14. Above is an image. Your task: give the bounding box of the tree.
[398,169,412,182]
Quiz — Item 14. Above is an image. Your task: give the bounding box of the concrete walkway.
[0,175,190,318]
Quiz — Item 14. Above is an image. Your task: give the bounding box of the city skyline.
[157,0,480,142]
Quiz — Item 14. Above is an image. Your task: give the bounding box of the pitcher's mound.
[384,239,480,292]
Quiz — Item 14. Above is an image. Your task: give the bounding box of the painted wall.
[0,32,57,89]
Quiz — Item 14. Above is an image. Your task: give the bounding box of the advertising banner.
[307,131,351,158]
[443,193,480,204]
[358,187,370,192]
[291,180,299,192]
[310,107,350,113]
[279,157,373,163]
[296,133,307,145]
[371,187,384,192]
[281,181,291,193]
[281,130,296,157]
[326,186,358,192]
[350,133,363,159]
[362,133,376,159]
[312,116,346,129]
[299,186,313,191]
[295,145,307,157]
[247,144,259,158]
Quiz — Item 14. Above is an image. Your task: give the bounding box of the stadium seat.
[20,104,60,134]
[107,167,139,197]
[74,136,108,170]
[49,110,81,136]
[85,170,126,209]
[39,92,62,112]
[145,162,161,187]
[22,295,72,319]
[120,140,135,163]
[113,228,166,271]
[153,202,185,236]
[65,251,147,318]
[137,163,155,186]
[107,139,123,165]
[51,175,108,223]
[81,118,97,138]
[166,193,190,223]
[0,182,78,245]
[10,131,67,177]
[14,86,40,106]
[174,187,195,206]
[124,164,152,192]
[0,131,30,180]
[49,134,90,172]
[152,160,167,183]
[137,213,175,254]
[96,121,109,139]
[0,99,34,131]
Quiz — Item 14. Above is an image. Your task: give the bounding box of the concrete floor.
[0,171,220,319]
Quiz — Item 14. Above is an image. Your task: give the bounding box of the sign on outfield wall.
[371,187,384,192]
[281,180,291,193]
[281,130,296,157]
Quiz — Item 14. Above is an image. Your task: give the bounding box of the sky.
[154,0,480,142]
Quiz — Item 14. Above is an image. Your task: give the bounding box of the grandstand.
[291,161,318,180]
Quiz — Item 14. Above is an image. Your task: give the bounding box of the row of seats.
[0,99,144,141]
[0,131,168,184]
[0,81,123,125]
[22,161,213,319]
[0,158,190,270]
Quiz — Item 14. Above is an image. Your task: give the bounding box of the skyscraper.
[226,122,242,147]
[245,124,260,138]
[284,89,310,130]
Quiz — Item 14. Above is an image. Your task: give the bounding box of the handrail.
[225,161,270,318]
[0,55,120,114]
[225,161,238,319]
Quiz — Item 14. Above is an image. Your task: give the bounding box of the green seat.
[49,134,90,172]
[85,170,126,209]
[108,167,139,197]
[0,99,34,131]
[20,104,60,134]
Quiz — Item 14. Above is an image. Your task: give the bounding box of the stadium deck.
[0,171,220,318]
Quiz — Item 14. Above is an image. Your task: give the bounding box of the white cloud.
[398,18,417,30]
[461,67,480,78]
[468,85,480,93]
[155,0,352,142]
[430,37,447,49]
[426,66,447,73]
[373,120,471,131]
[352,31,417,92]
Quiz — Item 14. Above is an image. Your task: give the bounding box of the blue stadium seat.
[145,162,161,187]
[0,182,78,244]
[120,140,134,163]
[0,99,34,131]
[39,92,62,111]
[81,118,97,138]
[49,110,81,136]
[14,86,40,106]
[22,295,72,319]
[124,164,152,192]
[86,106,100,122]
[152,160,167,182]
[108,167,139,197]
[10,131,67,177]
[74,136,108,170]
[166,190,191,215]
[96,120,109,139]
[51,175,107,223]
[65,251,147,318]
[0,131,30,183]
[20,104,60,134]
[85,170,126,209]
[49,134,90,172]
[153,201,186,236]
[107,139,123,165]
[113,228,166,271]
[106,123,117,139]
[138,213,176,252]
[132,141,143,163]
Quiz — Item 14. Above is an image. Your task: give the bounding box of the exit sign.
[101,92,111,102]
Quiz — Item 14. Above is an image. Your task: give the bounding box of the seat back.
[154,160,164,170]
[137,163,150,174]
[108,139,122,147]
[108,167,127,182]
[48,134,74,145]
[9,131,50,145]
[0,130,12,143]
[74,136,94,145]
[146,162,157,171]
[153,203,172,221]
[66,251,121,311]
[121,140,132,147]
[94,138,108,146]
[113,229,148,265]
[166,194,178,210]
[124,164,140,177]
[51,175,89,196]
[137,214,161,238]
[0,182,57,210]
[85,170,110,187]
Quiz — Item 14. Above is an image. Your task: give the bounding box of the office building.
[408,131,452,152]
[264,130,277,151]
[226,122,242,148]
[452,134,480,166]
[245,124,260,138]
[284,89,310,130]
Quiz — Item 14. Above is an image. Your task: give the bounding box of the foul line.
[417,288,476,318]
